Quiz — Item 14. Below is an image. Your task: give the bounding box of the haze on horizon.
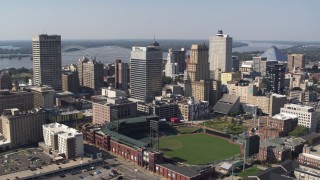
[1,0,320,41]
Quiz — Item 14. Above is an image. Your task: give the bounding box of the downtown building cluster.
[1,30,320,180]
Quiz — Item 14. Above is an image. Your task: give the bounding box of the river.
[0,41,294,70]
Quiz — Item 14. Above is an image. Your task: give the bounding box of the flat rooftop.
[272,113,298,120]
[43,123,82,137]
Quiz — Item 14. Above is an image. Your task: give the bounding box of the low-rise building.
[41,123,84,159]
[221,72,241,85]
[258,137,305,162]
[92,98,137,125]
[280,104,318,132]
[0,90,34,114]
[48,108,83,123]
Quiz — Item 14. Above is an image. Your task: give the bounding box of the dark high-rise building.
[32,35,62,90]
[77,57,104,90]
[0,71,12,90]
[232,56,240,72]
[288,54,305,71]
[266,64,286,94]
[114,59,129,91]
[173,48,186,73]
[130,42,163,102]
[62,71,79,94]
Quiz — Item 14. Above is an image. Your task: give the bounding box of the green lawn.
[237,166,262,178]
[175,126,201,134]
[159,133,241,165]
[204,120,247,135]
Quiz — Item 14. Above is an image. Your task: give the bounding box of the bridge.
[61,45,87,52]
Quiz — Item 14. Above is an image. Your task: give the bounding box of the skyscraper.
[288,54,305,71]
[62,71,79,94]
[266,64,286,94]
[32,35,62,90]
[185,44,212,103]
[77,57,104,90]
[209,30,233,79]
[114,59,129,91]
[165,48,179,79]
[130,42,163,102]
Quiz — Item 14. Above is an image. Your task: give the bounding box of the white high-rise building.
[165,48,179,79]
[32,35,62,90]
[209,30,233,79]
[280,104,318,132]
[130,42,163,102]
[42,123,84,159]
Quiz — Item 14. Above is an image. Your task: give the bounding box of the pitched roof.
[213,94,240,114]
[261,45,287,61]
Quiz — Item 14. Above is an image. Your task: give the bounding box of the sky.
[0,0,319,41]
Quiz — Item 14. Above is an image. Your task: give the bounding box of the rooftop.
[272,113,298,121]
[157,163,213,178]
[260,45,288,62]
[43,123,82,137]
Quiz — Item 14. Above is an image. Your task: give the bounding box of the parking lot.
[48,164,126,180]
[0,148,52,175]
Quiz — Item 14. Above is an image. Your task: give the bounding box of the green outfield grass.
[159,133,241,165]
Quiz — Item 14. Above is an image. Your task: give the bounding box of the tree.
[163,76,173,85]
[289,126,309,137]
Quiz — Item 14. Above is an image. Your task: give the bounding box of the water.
[232,41,293,52]
[0,41,294,70]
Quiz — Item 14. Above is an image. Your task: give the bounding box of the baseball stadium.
[83,115,241,179]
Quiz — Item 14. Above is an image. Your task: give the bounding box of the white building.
[209,30,233,79]
[101,87,127,98]
[165,48,179,79]
[42,123,84,159]
[280,104,318,132]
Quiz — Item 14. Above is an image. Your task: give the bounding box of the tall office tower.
[232,56,240,72]
[165,48,179,79]
[32,35,62,90]
[266,64,286,94]
[288,54,305,71]
[174,48,186,73]
[185,44,212,103]
[0,71,12,90]
[114,59,129,91]
[130,42,163,102]
[77,57,104,90]
[62,71,79,94]
[209,30,233,79]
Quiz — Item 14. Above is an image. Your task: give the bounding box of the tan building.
[92,99,137,125]
[185,44,212,103]
[0,90,34,114]
[221,72,241,85]
[227,82,258,103]
[62,71,79,94]
[212,80,222,105]
[31,86,56,109]
[247,94,286,115]
[288,54,305,71]
[77,57,104,90]
[1,108,47,148]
